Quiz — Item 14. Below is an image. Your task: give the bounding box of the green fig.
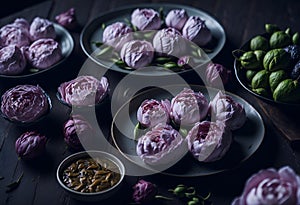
[250,36,269,51]
[265,24,280,34]
[239,50,265,69]
[263,48,290,71]
[251,70,270,89]
[270,31,292,49]
[252,88,269,97]
[273,79,300,102]
[269,70,288,92]
[246,70,258,82]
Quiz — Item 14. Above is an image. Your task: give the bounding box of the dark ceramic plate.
[233,35,300,106]
[0,23,74,80]
[111,85,264,177]
[80,3,226,76]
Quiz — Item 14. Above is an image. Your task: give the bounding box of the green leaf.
[6,172,23,193]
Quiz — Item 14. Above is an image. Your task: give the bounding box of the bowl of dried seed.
[56,150,125,202]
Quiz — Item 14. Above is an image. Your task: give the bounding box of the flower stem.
[155,195,174,201]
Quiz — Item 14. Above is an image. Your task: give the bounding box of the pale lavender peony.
[186,121,232,162]
[152,27,186,57]
[120,40,154,69]
[132,179,158,204]
[29,17,56,41]
[182,16,212,46]
[15,131,47,159]
[63,115,93,151]
[137,99,171,128]
[0,20,30,48]
[170,88,209,126]
[165,9,188,31]
[136,123,187,166]
[58,75,109,106]
[102,22,133,50]
[1,85,50,123]
[210,91,247,130]
[0,45,27,75]
[205,63,231,87]
[55,8,78,30]
[131,8,161,31]
[24,38,62,69]
[232,166,300,205]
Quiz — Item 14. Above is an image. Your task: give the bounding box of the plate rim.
[80,3,226,76]
[110,84,265,177]
[0,23,74,79]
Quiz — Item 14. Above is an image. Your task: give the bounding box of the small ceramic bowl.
[56,150,125,202]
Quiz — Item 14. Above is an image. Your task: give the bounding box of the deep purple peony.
[232,166,300,205]
[15,131,47,159]
[186,121,232,162]
[137,99,171,128]
[132,179,158,204]
[1,85,50,123]
[55,8,78,30]
[170,88,209,126]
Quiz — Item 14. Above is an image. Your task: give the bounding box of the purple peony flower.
[165,9,188,31]
[1,85,50,123]
[15,131,47,159]
[177,55,195,69]
[170,88,209,127]
[137,99,171,128]
[24,38,62,69]
[186,121,232,162]
[210,91,247,130]
[132,179,158,204]
[58,75,109,106]
[205,63,231,87]
[0,45,27,75]
[120,40,154,69]
[55,8,78,30]
[152,27,186,57]
[29,17,56,41]
[182,16,212,46]
[0,20,30,48]
[63,115,93,150]
[136,123,187,166]
[102,22,133,50]
[232,166,300,205]
[131,8,161,31]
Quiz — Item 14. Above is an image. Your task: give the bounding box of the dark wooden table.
[1,0,300,204]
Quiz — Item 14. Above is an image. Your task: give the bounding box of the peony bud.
[55,8,78,30]
[102,22,133,50]
[120,40,154,69]
[170,88,209,126]
[205,63,231,87]
[0,45,27,75]
[137,99,171,128]
[0,23,30,48]
[210,91,246,130]
[15,131,47,159]
[132,179,158,204]
[165,9,188,31]
[131,8,161,31]
[182,16,212,46]
[152,27,186,57]
[29,17,56,41]
[186,121,232,162]
[24,38,62,69]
